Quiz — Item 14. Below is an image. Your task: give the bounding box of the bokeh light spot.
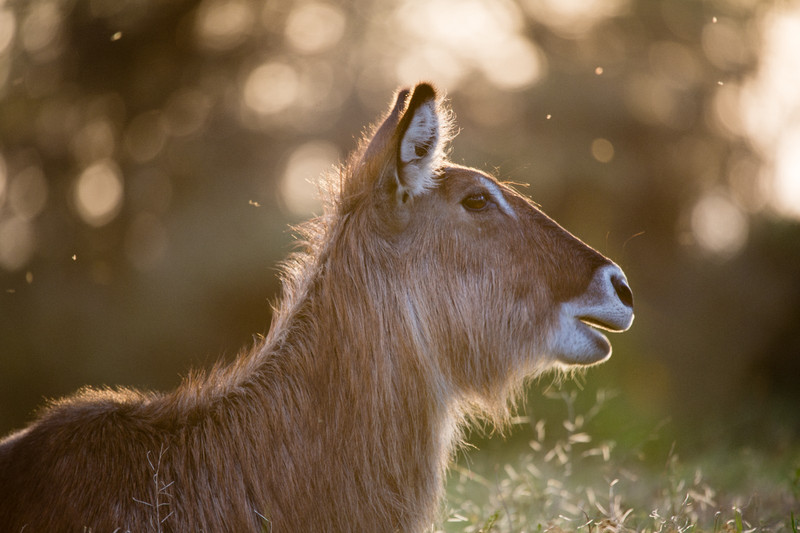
[691,191,748,257]
[396,47,465,89]
[740,5,800,220]
[477,35,543,90]
[8,166,48,221]
[702,19,750,71]
[74,160,124,227]
[285,2,346,54]
[21,1,62,56]
[0,217,35,272]
[124,111,168,163]
[591,138,614,163]
[280,141,339,217]
[243,61,299,116]
[624,74,690,129]
[73,119,116,165]
[649,41,700,90]
[520,0,630,38]
[195,0,253,52]
[709,83,743,137]
[396,0,544,90]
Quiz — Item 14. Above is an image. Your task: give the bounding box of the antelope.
[0,83,634,532]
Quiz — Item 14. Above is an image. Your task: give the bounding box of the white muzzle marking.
[550,263,634,365]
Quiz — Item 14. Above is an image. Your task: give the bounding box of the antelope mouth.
[552,312,633,366]
[549,263,634,367]
[578,315,627,333]
[562,317,614,365]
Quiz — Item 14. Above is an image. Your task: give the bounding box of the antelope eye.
[461,193,489,211]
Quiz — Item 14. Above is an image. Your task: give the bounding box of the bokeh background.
[1,0,799,458]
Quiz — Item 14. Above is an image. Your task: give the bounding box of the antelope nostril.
[611,275,634,308]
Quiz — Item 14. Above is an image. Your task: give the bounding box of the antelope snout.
[582,263,635,332]
[550,263,635,366]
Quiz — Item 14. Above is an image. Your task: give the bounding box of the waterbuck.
[0,83,634,532]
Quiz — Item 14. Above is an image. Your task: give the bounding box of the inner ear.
[395,84,445,202]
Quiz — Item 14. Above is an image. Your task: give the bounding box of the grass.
[441,389,800,532]
[132,444,174,533]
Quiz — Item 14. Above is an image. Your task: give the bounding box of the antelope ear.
[395,84,446,202]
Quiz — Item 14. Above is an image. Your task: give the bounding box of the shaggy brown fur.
[0,83,633,532]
